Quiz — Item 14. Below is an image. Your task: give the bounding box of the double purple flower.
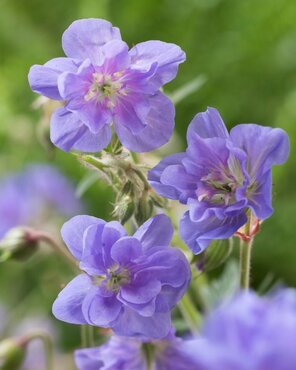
[28,18,185,153]
[193,289,296,370]
[75,332,200,370]
[149,107,289,253]
[52,214,191,338]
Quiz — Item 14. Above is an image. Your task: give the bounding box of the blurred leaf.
[75,171,101,198]
[199,260,240,310]
[170,75,207,105]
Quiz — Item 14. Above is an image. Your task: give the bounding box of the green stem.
[81,326,87,348]
[239,237,253,290]
[21,332,53,370]
[35,231,79,271]
[87,326,95,347]
[177,292,201,334]
[239,212,254,290]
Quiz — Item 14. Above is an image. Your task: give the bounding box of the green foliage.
[0,0,295,361]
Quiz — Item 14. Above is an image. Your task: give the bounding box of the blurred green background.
[0,0,295,363]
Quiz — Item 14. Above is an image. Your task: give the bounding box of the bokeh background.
[0,0,295,368]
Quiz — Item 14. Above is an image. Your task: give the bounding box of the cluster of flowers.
[28,18,292,370]
[75,289,296,370]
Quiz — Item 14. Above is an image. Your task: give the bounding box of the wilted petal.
[52,274,92,324]
[187,107,229,142]
[133,214,173,250]
[230,124,290,178]
[62,19,121,64]
[129,40,185,89]
[115,91,174,152]
[61,214,103,260]
[28,57,80,100]
[50,108,112,152]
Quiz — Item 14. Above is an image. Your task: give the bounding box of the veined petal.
[82,287,122,326]
[110,237,143,265]
[148,153,187,200]
[99,39,130,73]
[101,221,127,268]
[114,97,147,134]
[113,307,172,338]
[114,91,174,152]
[50,108,112,152]
[187,107,229,141]
[28,57,80,100]
[80,223,106,275]
[230,124,290,178]
[57,60,94,100]
[129,40,185,89]
[58,61,112,133]
[61,214,104,260]
[62,19,121,64]
[180,210,247,254]
[52,274,92,324]
[133,214,173,250]
[119,278,161,305]
[160,164,197,191]
[247,170,273,220]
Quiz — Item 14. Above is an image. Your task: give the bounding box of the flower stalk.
[239,213,254,290]
[178,292,201,334]
[20,331,53,370]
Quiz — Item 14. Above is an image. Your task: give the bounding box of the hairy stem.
[239,237,254,290]
[34,231,78,271]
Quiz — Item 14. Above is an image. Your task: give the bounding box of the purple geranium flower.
[149,107,290,253]
[52,214,191,338]
[75,332,200,370]
[28,18,185,153]
[192,289,296,370]
[0,164,82,239]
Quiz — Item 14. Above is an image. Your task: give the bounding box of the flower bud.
[134,194,154,225]
[112,195,135,225]
[0,227,39,262]
[0,339,26,370]
[193,238,233,273]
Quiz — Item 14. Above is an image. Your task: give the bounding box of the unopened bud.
[134,194,154,225]
[113,196,135,224]
[0,228,39,262]
[150,193,168,209]
[193,239,233,273]
[0,339,26,370]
